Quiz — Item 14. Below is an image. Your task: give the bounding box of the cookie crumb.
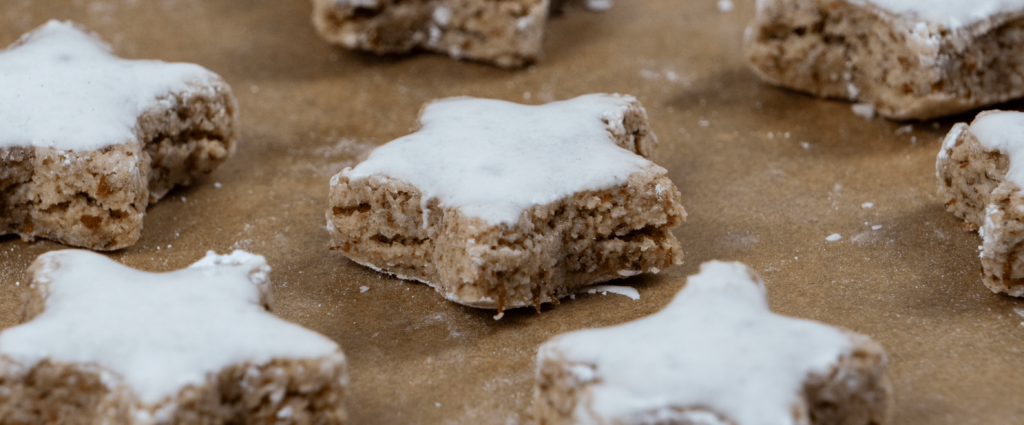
[851,103,875,119]
[826,233,842,241]
[581,285,640,300]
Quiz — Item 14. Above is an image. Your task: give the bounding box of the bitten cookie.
[327,94,686,315]
[310,0,610,68]
[533,261,892,425]
[0,250,347,424]
[0,20,238,250]
[745,0,1024,120]
[936,111,1024,297]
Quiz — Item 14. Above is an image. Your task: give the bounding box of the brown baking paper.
[1,0,1022,423]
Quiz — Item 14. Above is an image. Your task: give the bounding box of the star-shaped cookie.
[327,94,686,315]
[311,0,611,68]
[533,261,892,425]
[937,110,1024,297]
[0,250,347,424]
[746,0,1024,119]
[0,20,238,250]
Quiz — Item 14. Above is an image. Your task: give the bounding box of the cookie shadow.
[666,66,960,160]
[878,202,1020,316]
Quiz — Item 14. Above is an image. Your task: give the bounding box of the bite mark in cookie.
[937,110,1024,297]
[327,94,685,314]
[745,0,1024,119]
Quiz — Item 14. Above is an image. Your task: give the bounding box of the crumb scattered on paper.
[851,103,875,119]
[580,285,640,300]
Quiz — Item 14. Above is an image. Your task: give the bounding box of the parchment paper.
[1,1,1022,423]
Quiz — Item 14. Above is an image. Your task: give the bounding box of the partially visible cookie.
[0,250,347,424]
[533,261,892,425]
[327,94,685,315]
[0,20,238,250]
[937,110,1024,297]
[745,0,1024,120]
[310,0,611,68]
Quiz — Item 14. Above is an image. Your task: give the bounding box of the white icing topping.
[0,20,218,150]
[969,111,1024,187]
[852,0,1024,28]
[0,250,340,404]
[341,94,655,226]
[585,0,614,12]
[580,284,640,300]
[539,261,853,425]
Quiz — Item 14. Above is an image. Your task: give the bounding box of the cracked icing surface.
[340,94,657,226]
[0,250,341,404]
[538,261,853,425]
[0,20,218,150]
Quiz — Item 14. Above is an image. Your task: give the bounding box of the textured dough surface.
[0,22,239,250]
[327,96,685,312]
[310,0,604,68]
[0,250,348,424]
[745,0,1024,120]
[532,261,892,425]
[936,112,1024,296]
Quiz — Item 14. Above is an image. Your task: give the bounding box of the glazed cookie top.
[340,94,659,226]
[0,250,341,404]
[965,111,1024,186]
[538,261,853,425]
[0,20,218,150]
[854,0,1024,28]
